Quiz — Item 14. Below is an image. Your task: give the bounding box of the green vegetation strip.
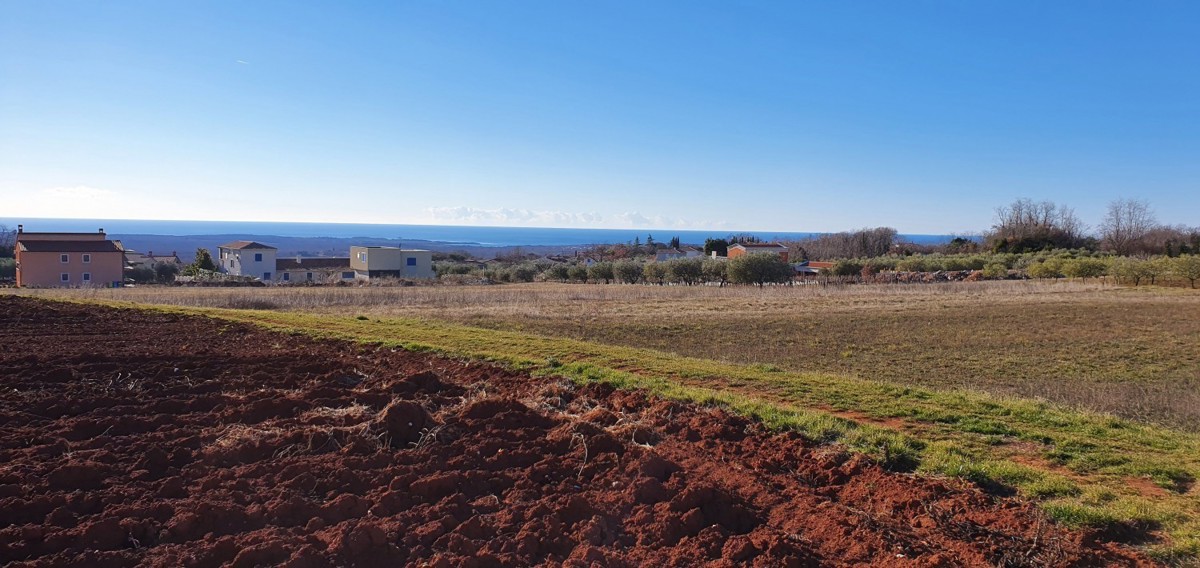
[81,300,1200,561]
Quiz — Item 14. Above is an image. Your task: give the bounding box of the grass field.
[15,281,1200,561]
[27,280,1200,429]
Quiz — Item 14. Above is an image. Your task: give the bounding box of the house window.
[342,271,355,279]
[306,272,313,281]
[357,252,367,262]
[60,254,69,263]
[82,254,91,263]
[82,273,91,282]
[407,257,417,266]
[283,273,290,281]
[263,272,271,280]
[60,273,69,282]
[254,253,263,262]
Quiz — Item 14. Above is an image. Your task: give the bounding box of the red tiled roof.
[731,243,788,249]
[18,240,123,253]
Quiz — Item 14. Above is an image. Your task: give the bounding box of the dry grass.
[16,280,1200,429]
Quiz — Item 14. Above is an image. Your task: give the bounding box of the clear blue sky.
[2,1,1197,234]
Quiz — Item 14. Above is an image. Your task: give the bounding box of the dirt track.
[0,296,1153,567]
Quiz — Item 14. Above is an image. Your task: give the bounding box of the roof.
[15,231,106,240]
[18,240,124,253]
[218,241,277,250]
[730,243,788,249]
[276,257,351,270]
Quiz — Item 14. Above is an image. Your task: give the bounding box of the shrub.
[982,262,1008,279]
[832,259,864,277]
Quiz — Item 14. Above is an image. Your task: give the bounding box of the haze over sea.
[4,218,956,248]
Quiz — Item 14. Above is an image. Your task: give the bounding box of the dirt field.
[0,297,1154,567]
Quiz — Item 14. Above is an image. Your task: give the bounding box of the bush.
[127,266,157,284]
[982,262,1008,279]
[896,257,927,272]
[832,259,864,277]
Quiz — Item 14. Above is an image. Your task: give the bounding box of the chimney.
[16,224,22,233]
[98,228,105,234]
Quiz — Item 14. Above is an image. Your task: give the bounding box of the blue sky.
[2,1,1197,234]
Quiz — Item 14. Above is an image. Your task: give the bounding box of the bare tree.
[985,199,1089,252]
[1100,198,1157,256]
[783,227,897,260]
[0,224,15,258]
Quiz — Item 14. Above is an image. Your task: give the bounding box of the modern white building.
[217,241,278,281]
[349,246,434,280]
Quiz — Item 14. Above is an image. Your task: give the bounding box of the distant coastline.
[2,218,960,249]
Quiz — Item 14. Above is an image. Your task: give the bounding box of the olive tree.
[665,258,703,286]
[728,253,793,287]
[1061,258,1106,280]
[613,260,643,284]
[642,262,667,285]
[587,261,614,284]
[702,259,728,287]
[1171,255,1200,288]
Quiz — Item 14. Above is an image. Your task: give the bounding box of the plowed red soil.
[0,296,1154,567]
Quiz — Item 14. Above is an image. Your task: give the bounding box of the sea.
[3,218,957,247]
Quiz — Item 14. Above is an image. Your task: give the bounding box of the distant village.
[5,224,817,288]
[7,225,437,288]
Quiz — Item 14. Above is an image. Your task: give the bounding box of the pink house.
[14,225,125,288]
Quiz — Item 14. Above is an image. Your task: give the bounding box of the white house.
[217,241,278,281]
[349,246,434,280]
